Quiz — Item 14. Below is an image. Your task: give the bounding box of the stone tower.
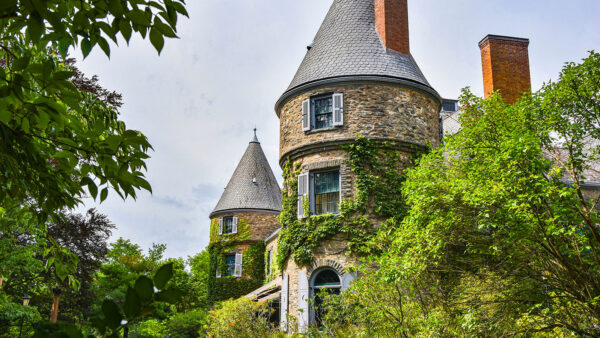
[207,131,282,303]
[275,0,441,331]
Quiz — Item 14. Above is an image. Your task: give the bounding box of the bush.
[207,298,274,337]
[166,309,208,338]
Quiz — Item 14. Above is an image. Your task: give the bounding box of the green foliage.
[276,136,410,270]
[164,309,208,338]
[33,263,182,337]
[207,297,274,338]
[207,241,265,305]
[209,218,251,244]
[350,51,600,336]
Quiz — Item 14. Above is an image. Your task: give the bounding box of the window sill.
[304,126,341,135]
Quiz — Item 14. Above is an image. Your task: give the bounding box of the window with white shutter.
[332,93,343,126]
[234,253,243,277]
[297,173,309,219]
[302,99,310,131]
[232,216,238,234]
[218,218,223,235]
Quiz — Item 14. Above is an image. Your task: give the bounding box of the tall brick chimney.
[479,35,531,104]
[374,0,410,55]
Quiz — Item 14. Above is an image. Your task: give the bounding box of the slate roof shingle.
[282,0,434,98]
[210,137,282,217]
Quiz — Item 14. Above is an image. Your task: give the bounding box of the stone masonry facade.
[278,83,441,162]
[211,211,280,243]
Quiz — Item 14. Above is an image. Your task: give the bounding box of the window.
[225,254,236,277]
[302,93,343,132]
[297,169,341,218]
[313,170,340,215]
[442,99,458,112]
[218,216,238,235]
[223,217,234,234]
[311,269,341,327]
[312,95,333,129]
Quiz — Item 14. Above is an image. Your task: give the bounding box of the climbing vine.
[207,218,266,305]
[276,136,415,270]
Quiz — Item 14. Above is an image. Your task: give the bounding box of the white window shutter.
[333,93,344,126]
[302,99,311,131]
[232,216,238,234]
[298,271,310,333]
[218,218,223,235]
[280,274,289,331]
[297,173,309,219]
[234,253,243,277]
[342,271,357,291]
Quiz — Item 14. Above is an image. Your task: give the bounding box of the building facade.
[208,0,600,333]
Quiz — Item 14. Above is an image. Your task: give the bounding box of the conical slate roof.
[210,134,282,217]
[278,0,436,107]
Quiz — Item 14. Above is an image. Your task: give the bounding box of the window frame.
[310,94,334,130]
[222,216,234,234]
[310,168,341,216]
[224,253,236,277]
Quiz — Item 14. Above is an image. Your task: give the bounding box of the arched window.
[310,268,341,326]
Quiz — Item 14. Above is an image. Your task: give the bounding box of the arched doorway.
[310,268,341,326]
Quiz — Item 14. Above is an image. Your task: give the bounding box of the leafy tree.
[0,0,188,221]
[366,51,600,335]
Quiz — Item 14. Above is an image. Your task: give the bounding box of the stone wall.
[278,83,440,161]
[282,234,360,321]
[211,211,280,242]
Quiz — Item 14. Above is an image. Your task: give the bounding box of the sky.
[76,0,600,259]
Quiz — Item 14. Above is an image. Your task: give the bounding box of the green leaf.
[149,28,164,54]
[126,9,151,26]
[0,0,17,12]
[97,36,111,58]
[0,107,10,124]
[153,263,173,290]
[27,13,45,43]
[134,276,154,302]
[101,300,122,329]
[108,0,124,16]
[81,38,92,58]
[13,56,30,71]
[119,20,132,44]
[155,288,183,303]
[53,71,74,81]
[123,287,141,319]
[100,187,108,202]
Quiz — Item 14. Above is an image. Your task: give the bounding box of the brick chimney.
[374,0,410,55]
[479,35,531,104]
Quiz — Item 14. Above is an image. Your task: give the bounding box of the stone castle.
[205,0,583,333]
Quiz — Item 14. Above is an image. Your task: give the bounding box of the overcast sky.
[76,0,600,259]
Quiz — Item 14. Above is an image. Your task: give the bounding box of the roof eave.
[209,207,281,219]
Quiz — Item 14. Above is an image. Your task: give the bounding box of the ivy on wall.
[207,218,266,305]
[276,136,416,271]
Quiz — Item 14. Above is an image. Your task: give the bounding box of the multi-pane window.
[313,170,340,215]
[312,96,333,130]
[225,254,236,277]
[223,217,234,234]
[302,93,342,132]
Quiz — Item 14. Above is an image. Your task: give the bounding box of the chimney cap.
[479,34,529,48]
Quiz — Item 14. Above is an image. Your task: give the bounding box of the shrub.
[166,309,208,338]
[207,298,274,337]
